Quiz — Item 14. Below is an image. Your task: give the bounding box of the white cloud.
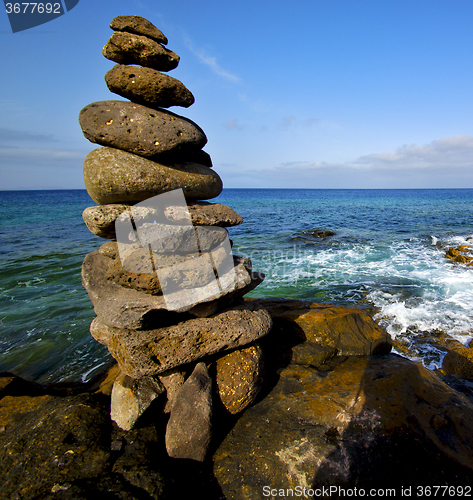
[224,118,245,131]
[353,135,473,170]
[246,135,473,188]
[184,37,241,83]
[0,146,87,161]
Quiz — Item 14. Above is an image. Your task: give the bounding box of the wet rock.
[90,302,272,378]
[312,229,336,238]
[213,355,473,497]
[83,147,222,205]
[216,344,264,414]
[165,362,212,461]
[252,298,392,356]
[110,372,164,430]
[443,345,473,380]
[79,101,207,157]
[103,32,179,71]
[105,64,194,108]
[109,15,168,44]
[445,245,473,265]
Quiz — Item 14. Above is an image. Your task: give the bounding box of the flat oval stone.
[105,65,194,108]
[83,147,222,204]
[83,204,161,239]
[83,202,242,239]
[109,15,168,44]
[79,101,207,157]
[103,32,179,71]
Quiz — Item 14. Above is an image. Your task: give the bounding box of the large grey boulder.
[83,147,222,205]
[106,240,232,295]
[102,32,179,71]
[105,64,194,108]
[165,363,212,462]
[90,302,272,378]
[82,249,263,329]
[79,101,207,157]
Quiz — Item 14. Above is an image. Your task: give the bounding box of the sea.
[1,188,472,384]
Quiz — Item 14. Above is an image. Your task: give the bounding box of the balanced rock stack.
[78,15,271,461]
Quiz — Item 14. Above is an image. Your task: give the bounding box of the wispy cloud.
[352,135,473,170]
[279,115,321,130]
[184,36,241,83]
[0,127,58,144]
[252,135,473,188]
[224,118,245,131]
[0,146,86,161]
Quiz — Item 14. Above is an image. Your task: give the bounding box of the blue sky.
[1,0,473,190]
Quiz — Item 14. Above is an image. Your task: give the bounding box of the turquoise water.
[1,189,472,382]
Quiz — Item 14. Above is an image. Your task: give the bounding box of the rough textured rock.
[90,302,272,378]
[166,202,243,227]
[105,64,195,108]
[110,372,164,430]
[445,244,473,265]
[443,345,473,380]
[103,32,179,71]
[82,249,263,329]
[79,101,207,157]
[158,368,187,413]
[129,223,228,254]
[106,241,232,295]
[83,204,159,239]
[0,373,171,500]
[165,362,212,461]
[83,202,242,240]
[83,147,222,205]
[110,15,168,44]
[251,298,392,356]
[213,354,473,497]
[216,344,265,414]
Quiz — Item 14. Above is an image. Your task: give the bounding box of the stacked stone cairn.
[79,15,272,461]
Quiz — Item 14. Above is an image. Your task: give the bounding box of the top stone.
[110,15,168,45]
[103,32,179,72]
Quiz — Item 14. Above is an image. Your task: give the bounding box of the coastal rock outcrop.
[213,354,473,497]
[78,15,269,461]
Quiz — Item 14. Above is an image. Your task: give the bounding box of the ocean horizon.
[1,188,472,383]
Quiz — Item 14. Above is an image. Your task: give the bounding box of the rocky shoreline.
[2,297,473,499]
[3,15,473,500]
